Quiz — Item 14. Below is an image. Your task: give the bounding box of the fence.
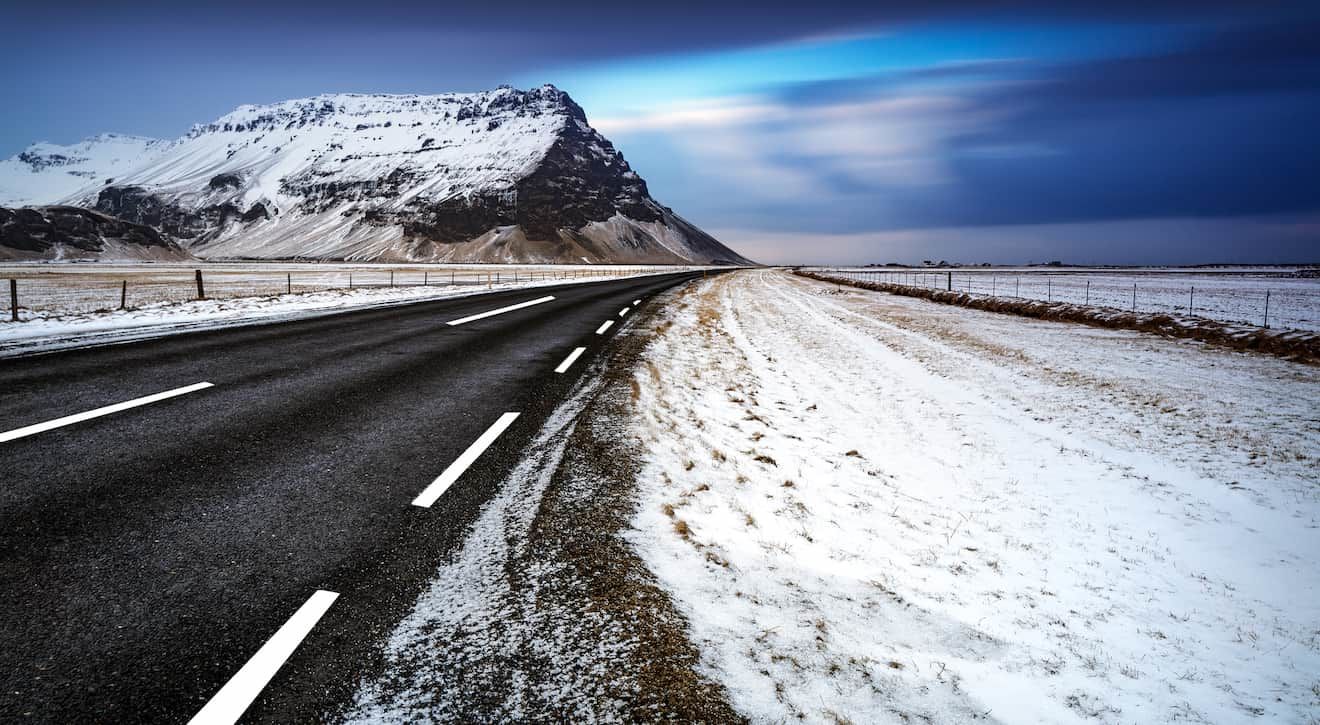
[3,265,669,321]
[812,269,1320,332]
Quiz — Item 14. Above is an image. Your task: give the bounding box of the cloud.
[591,97,788,134]
[600,17,1320,249]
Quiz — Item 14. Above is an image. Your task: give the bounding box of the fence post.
[424,271,428,286]
[195,269,205,300]
[121,280,127,310]
[287,273,292,295]
[1189,286,1194,315]
[10,278,18,322]
[390,270,394,288]
[1016,277,1020,299]
[1263,291,1270,329]
[349,273,354,289]
[1085,279,1090,305]
[1131,283,1136,313]
[451,270,455,286]
[946,271,952,291]
[1047,278,1051,303]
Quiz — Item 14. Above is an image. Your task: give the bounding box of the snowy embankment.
[628,270,1319,723]
[800,271,1320,364]
[0,271,661,357]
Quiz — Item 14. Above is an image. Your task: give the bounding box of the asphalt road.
[0,271,707,723]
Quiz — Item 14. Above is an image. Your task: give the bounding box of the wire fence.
[3,264,670,320]
[812,268,1320,332]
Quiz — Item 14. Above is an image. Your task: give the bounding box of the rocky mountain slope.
[0,134,172,208]
[4,86,749,264]
[0,206,191,261]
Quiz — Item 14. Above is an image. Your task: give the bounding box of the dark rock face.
[209,173,243,190]
[0,206,185,257]
[94,186,242,243]
[17,151,75,172]
[512,118,660,239]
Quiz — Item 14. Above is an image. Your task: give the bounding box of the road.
[0,271,705,723]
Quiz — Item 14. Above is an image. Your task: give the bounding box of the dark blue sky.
[2,1,1317,263]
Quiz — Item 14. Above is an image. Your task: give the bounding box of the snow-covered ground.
[815,268,1320,332]
[0,263,682,357]
[628,270,1319,723]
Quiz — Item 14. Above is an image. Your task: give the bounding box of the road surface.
[0,271,706,723]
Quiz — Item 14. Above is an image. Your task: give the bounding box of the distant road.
[0,271,706,723]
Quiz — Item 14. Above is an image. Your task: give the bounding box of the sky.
[2,1,1317,264]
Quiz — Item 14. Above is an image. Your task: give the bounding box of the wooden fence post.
[120,280,127,310]
[287,273,292,295]
[1264,291,1271,329]
[10,279,17,322]
[195,269,205,300]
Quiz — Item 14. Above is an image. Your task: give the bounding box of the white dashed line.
[446,296,555,326]
[595,320,614,335]
[618,307,629,317]
[412,412,521,507]
[555,347,587,374]
[0,382,215,443]
[633,299,640,306]
[188,590,338,725]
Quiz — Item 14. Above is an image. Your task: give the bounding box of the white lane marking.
[412,412,520,508]
[595,320,614,335]
[188,590,338,725]
[633,299,640,306]
[0,382,215,443]
[446,296,555,326]
[554,347,587,374]
[618,307,629,317]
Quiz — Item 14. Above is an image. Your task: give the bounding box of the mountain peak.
[3,85,750,265]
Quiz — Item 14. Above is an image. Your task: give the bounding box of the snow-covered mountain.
[9,85,748,264]
[0,134,172,207]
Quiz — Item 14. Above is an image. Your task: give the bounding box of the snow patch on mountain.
[0,134,172,207]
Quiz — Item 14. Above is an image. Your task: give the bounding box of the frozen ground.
[627,270,1319,723]
[815,267,1320,332]
[0,263,679,357]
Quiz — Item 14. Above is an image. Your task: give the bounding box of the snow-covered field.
[628,270,1319,723]
[814,267,1320,332]
[0,263,683,357]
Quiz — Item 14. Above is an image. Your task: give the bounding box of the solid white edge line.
[412,412,521,508]
[554,347,587,374]
[595,320,614,335]
[446,296,555,326]
[618,307,629,317]
[188,590,338,725]
[0,382,215,443]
